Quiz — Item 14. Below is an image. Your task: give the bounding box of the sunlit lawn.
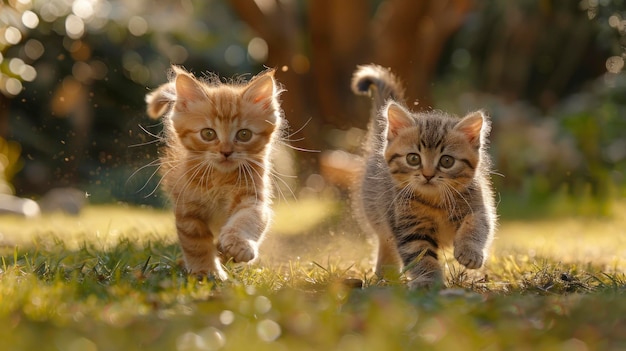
[1,198,626,350]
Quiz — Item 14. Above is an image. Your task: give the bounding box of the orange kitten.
[145,66,284,280]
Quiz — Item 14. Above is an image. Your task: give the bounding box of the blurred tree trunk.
[309,0,370,128]
[372,0,471,110]
[229,0,318,153]
[229,0,472,149]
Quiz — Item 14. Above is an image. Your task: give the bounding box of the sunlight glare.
[72,0,95,19]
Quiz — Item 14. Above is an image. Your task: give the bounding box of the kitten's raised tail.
[351,64,405,108]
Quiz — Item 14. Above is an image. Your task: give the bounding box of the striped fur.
[351,64,497,289]
[145,66,284,280]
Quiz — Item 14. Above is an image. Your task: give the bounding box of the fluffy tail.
[351,64,405,110]
[351,64,405,149]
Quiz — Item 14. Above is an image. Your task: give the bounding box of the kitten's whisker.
[279,142,321,153]
[284,116,312,139]
[446,181,473,215]
[490,170,505,178]
[246,159,296,201]
[141,158,188,198]
[242,163,259,204]
[172,161,206,207]
[128,139,161,148]
[126,158,162,185]
[138,123,163,138]
[135,164,162,194]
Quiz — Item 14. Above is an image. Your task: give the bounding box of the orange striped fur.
[352,65,497,289]
[145,66,284,280]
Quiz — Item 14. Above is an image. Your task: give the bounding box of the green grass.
[1,201,626,350]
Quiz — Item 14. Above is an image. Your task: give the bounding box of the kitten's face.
[384,103,485,201]
[170,71,280,173]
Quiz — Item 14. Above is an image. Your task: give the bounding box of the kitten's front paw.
[218,234,258,263]
[454,244,484,269]
[187,262,228,281]
[407,276,443,290]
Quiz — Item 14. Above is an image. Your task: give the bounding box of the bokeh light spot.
[5,78,23,96]
[224,45,245,67]
[9,58,25,75]
[452,48,471,69]
[128,16,148,36]
[606,56,624,73]
[291,54,310,74]
[219,310,235,325]
[4,27,22,45]
[168,45,188,64]
[176,329,226,351]
[73,61,92,82]
[248,37,268,63]
[257,319,281,342]
[65,15,85,39]
[254,295,272,314]
[21,65,37,82]
[72,0,95,19]
[22,11,39,29]
[24,39,45,60]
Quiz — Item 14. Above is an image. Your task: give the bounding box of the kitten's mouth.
[215,158,240,172]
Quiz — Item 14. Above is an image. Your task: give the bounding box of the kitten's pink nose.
[424,175,434,182]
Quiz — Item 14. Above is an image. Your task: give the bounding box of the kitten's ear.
[145,82,175,119]
[242,70,276,111]
[455,111,486,147]
[385,102,414,138]
[174,67,205,110]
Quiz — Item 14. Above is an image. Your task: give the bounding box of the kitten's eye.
[200,128,217,141]
[236,129,253,142]
[406,153,421,166]
[439,155,455,168]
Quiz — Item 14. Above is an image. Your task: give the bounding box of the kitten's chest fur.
[161,151,264,233]
[393,192,471,247]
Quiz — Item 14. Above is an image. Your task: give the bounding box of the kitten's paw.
[454,244,484,269]
[218,235,258,263]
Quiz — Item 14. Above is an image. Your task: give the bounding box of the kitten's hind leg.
[175,212,227,280]
[375,231,402,278]
[218,199,270,263]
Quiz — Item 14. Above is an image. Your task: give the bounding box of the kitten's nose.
[424,175,434,182]
[221,151,233,158]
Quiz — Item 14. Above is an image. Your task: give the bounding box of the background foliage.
[0,0,625,215]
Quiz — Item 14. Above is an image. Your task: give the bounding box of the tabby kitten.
[145,66,284,280]
[351,64,497,289]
